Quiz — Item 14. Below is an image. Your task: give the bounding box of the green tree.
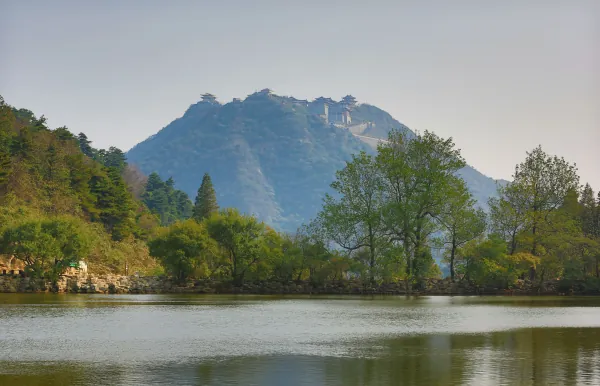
[488,183,528,255]
[376,130,466,288]
[317,151,387,283]
[77,132,94,158]
[53,126,75,141]
[0,97,14,194]
[142,173,192,225]
[148,219,214,281]
[31,115,49,132]
[11,127,33,159]
[439,180,487,281]
[104,146,127,173]
[509,146,580,279]
[580,184,598,238]
[291,222,336,283]
[205,208,266,284]
[193,172,219,221]
[0,150,10,193]
[533,189,593,282]
[579,184,599,277]
[0,216,94,282]
[175,190,194,219]
[142,172,169,223]
[90,167,137,240]
[457,235,538,287]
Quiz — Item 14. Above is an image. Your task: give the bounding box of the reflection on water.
[1,294,599,385]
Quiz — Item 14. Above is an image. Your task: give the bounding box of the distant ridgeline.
[127,89,506,232]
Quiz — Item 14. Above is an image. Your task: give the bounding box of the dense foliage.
[142,172,193,225]
[0,96,141,241]
[315,130,599,290]
[0,96,158,278]
[317,130,469,289]
[486,147,600,287]
[147,127,598,291]
[1,216,94,281]
[1,94,598,292]
[149,209,348,284]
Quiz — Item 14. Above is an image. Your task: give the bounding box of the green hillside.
[0,95,192,276]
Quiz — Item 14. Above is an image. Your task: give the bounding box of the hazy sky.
[1,0,598,187]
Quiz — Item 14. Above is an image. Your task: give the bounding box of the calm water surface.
[1,294,600,385]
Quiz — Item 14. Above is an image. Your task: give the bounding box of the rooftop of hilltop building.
[196,90,360,107]
[191,90,371,130]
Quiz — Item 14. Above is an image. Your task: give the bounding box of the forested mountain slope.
[127,91,506,232]
[0,96,191,275]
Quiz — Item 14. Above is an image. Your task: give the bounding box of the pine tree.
[54,126,74,141]
[12,127,33,159]
[90,167,137,240]
[77,133,94,158]
[144,172,165,192]
[597,191,600,235]
[31,115,49,132]
[0,97,12,195]
[175,190,194,219]
[141,173,192,225]
[142,173,168,223]
[580,184,597,237]
[104,146,127,173]
[165,177,175,189]
[193,172,219,221]
[0,150,11,193]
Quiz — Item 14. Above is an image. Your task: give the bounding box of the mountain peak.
[127,91,502,231]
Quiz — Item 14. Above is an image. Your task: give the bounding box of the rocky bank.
[1,273,597,295]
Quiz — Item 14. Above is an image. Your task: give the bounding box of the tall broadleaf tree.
[317,151,387,283]
[579,184,600,277]
[376,129,466,288]
[438,179,487,281]
[488,183,528,255]
[580,184,598,238]
[205,208,266,284]
[509,146,580,279]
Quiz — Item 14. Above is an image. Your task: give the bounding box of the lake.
[1,294,600,385]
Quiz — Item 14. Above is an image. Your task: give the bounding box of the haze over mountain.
[127,90,507,232]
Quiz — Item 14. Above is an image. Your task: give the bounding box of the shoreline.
[1,274,599,296]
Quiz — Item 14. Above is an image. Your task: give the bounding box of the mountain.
[127,90,506,232]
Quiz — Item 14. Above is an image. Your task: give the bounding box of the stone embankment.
[1,273,597,295]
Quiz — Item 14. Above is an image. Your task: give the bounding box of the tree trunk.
[530,222,537,281]
[231,251,237,282]
[450,236,457,282]
[368,227,375,284]
[510,231,517,255]
[530,203,539,281]
[403,238,411,295]
[413,224,423,289]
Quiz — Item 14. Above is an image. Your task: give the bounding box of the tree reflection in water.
[2,328,599,386]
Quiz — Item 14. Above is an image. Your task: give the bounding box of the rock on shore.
[1,274,596,295]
